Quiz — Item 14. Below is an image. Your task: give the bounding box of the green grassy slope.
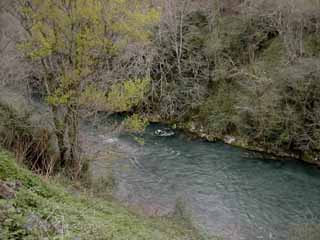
[0,150,204,240]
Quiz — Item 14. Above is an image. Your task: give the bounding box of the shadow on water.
[110,123,320,240]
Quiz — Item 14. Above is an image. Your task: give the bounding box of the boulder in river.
[155,129,175,137]
[224,135,236,144]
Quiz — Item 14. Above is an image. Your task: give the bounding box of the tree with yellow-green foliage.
[18,0,159,177]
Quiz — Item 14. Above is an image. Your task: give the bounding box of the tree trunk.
[67,106,81,178]
[51,105,68,169]
[52,104,81,178]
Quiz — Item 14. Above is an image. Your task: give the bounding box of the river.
[104,123,320,240]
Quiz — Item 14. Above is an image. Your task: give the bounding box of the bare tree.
[242,0,320,62]
[150,0,211,119]
[0,1,30,88]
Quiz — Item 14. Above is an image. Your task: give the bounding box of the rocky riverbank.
[146,114,320,167]
[178,120,320,167]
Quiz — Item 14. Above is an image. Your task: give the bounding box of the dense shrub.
[199,81,238,135]
[0,101,55,175]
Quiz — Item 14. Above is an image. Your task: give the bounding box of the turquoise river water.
[110,124,320,240]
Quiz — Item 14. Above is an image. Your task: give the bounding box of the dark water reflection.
[112,124,320,240]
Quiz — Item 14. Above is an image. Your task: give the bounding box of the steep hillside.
[0,150,205,240]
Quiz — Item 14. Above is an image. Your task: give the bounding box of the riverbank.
[0,149,207,240]
[182,121,320,164]
[146,114,320,166]
[183,122,320,167]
